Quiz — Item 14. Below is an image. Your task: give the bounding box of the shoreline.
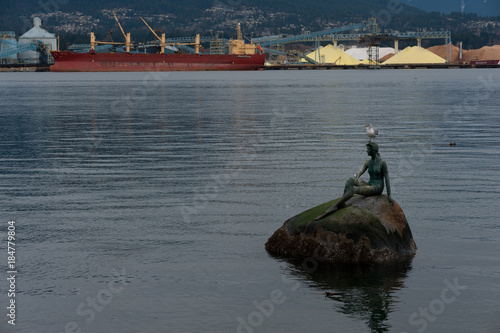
[1,63,499,72]
[264,63,500,70]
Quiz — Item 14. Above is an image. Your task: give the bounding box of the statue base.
[265,195,417,264]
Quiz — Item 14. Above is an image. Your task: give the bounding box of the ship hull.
[50,51,266,72]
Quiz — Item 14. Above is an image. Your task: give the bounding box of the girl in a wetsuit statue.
[314,142,393,221]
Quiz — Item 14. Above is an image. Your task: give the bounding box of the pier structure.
[356,31,452,64]
[65,17,452,66]
[3,16,459,69]
[253,18,451,65]
[253,19,378,64]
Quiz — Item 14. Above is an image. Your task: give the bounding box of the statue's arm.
[356,162,368,179]
[383,161,394,204]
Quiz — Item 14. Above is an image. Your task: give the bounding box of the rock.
[265,195,417,264]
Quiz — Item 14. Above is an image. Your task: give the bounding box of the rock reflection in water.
[290,260,413,333]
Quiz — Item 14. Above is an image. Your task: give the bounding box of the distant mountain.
[399,0,500,16]
[1,0,425,35]
[1,0,499,49]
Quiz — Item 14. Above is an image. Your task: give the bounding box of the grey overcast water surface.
[0,69,499,333]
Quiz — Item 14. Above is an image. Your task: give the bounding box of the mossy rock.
[265,195,417,264]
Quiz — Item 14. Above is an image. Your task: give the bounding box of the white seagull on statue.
[365,124,379,142]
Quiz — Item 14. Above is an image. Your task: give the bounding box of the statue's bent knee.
[344,177,356,194]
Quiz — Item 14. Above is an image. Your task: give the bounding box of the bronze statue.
[314,142,393,221]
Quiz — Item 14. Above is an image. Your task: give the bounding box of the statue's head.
[366,142,379,156]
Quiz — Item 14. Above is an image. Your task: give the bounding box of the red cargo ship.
[50,19,266,72]
[50,51,266,72]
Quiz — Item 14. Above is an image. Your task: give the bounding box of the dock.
[0,63,50,72]
[264,63,499,70]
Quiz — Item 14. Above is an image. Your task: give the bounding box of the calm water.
[0,69,499,333]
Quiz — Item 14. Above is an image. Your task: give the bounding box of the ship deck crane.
[89,11,130,52]
[140,17,201,54]
[140,17,166,54]
[112,11,130,53]
[108,30,114,43]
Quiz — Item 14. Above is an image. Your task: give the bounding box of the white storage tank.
[18,17,57,63]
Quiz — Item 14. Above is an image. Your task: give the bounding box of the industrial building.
[18,17,57,63]
[0,17,56,67]
[2,14,498,70]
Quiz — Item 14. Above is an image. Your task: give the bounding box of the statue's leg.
[314,179,371,221]
[344,177,356,194]
[345,177,368,193]
[355,184,383,197]
[314,188,355,221]
[334,188,355,210]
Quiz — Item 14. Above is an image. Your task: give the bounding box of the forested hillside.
[1,0,499,48]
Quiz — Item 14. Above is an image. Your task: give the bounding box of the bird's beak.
[364,125,368,127]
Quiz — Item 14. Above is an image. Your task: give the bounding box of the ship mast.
[112,11,131,53]
[237,23,243,40]
[140,17,166,54]
[89,14,130,52]
[140,17,201,55]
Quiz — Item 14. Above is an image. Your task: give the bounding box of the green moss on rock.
[266,195,417,264]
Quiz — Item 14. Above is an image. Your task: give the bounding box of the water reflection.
[289,260,413,333]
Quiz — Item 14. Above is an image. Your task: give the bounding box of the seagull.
[365,124,379,142]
